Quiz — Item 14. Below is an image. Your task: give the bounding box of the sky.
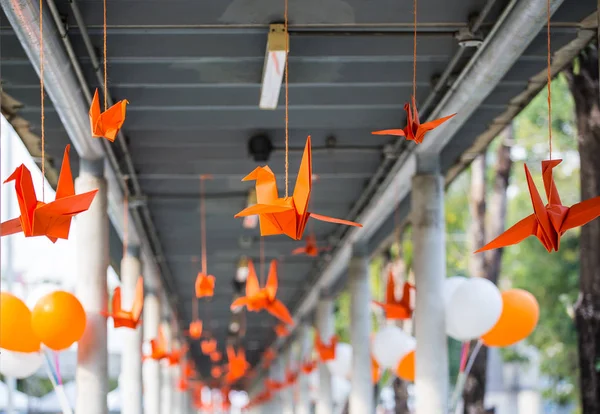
[0,115,124,354]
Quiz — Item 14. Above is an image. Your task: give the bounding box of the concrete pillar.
[161,323,173,414]
[412,154,448,414]
[296,324,312,414]
[171,347,183,414]
[75,158,109,414]
[143,291,161,414]
[315,297,334,414]
[282,347,295,414]
[269,357,285,412]
[121,246,143,414]
[349,242,374,414]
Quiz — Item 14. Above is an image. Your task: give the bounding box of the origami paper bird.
[211,366,222,378]
[275,324,290,338]
[225,346,249,384]
[234,136,362,240]
[476,159,600,253]
[210,351,222,363]
[265,379,285,392]
[195,272,215,298]
[182,361,195,379]
[285,370,299,386]
[291,233,331,257]
[104,277,143,329]
[301,359,317,374]
[177,378,189,392]
[201,338,217,355]
[168,344,188,366]
[144,326,168,361]
[372,96,456,144]
[372,355,380,384]
[230,260,294,325]
[264,348,277,363]
[89,89,129,142]
[372,270,414,320]
[315,333,337,362]
[1,145,98,242]
[185,320,203,340]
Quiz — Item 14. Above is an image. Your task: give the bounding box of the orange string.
[103,0,107,111]
[284,0,289,198]
[40,0,45,202]
[200,177,207,275]
[412,0,417,100]
[547,0,552,159]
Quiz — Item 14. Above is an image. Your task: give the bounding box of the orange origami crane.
[372,96,456,144]
[89,89,128,142]
[372,270,414,320]
[265,379,285,392]
[225,346,249,384]
[291,233,330,257]
[104,277,144,329]
[177,378,189,392]
[1,145,98,242]
[301,359,317,374]
[315,333,337,362]
[145,326,169,361]
[195,272,215,298]
[185,320,203,340]
[275,324,290,337]
[168,344,188,366]
[230,260,294,325]
[201,338,217,355]
[183,361,195,379]
[234,136,362,240]
[476,159,600,253]
[210,351,222,362]
[372,355,381,384]
[285,370,299,386]
[263,348,277,363]
[211,366,222,378]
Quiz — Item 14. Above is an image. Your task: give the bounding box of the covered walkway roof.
[1,0,596,385]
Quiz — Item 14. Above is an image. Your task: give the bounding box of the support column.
[121,246,143,414]
[349,242,374,414]
[269,357,285,413]
[143,291,161,414]
[282,347,295,414]
[75,159,109,414]
[160,323,173,414]
[171,340,183,414]
[315,297,334,414]
[296,324,312,414]
[412,154,448,414]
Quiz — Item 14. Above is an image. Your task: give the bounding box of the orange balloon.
[0,292,41,352]
[31,291,86,351]
[396,350,415,382]
[481,289,539,347]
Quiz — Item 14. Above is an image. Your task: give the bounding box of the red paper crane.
[234,136,362,240]
[211,366,222,378]
[263,348,277,363]
[177,377,189,392]
[301,359,317,374]
[372,96,456,144]
[275,324,290,338]
[315,333,337,362]
[185,320,203,340]
[144,326,168,361]
[372,270,414,320]
[1,145,98,242]
[89,89,129,142]
[265,379,285,392]
[285,370,299,386]
[230,260,294,325]
[476,159,600,253]
[225,345,249,384]
[104,277,144,329]
[201,338,217,355]
[195,273,215,298]
[210,351,222,363]
[291,233,330,257]
[182,361,195,379]
[168,344,188,366]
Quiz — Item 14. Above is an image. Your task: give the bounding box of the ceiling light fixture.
[235,256,249,283]
[259,24,289,110]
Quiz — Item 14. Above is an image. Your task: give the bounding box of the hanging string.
[200,176,207,275]
[260,236,265,286]
[103,0,108,111]
[284,0,289,198]
[39,0,45,202]
[546,0,552,159]
[412,0,417,100]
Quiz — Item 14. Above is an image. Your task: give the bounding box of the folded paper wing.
[476,160,600,253]
[372,96,456,144]
[89,89,129,142]
[1,145,97,242]
[235,136,362,240]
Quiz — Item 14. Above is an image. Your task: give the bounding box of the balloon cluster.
[444,276,539,346]
[0,291,86,378]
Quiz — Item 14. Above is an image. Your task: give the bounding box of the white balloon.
[0,349,44,378]
[444,276,468,308]
[326,342,352,378]
[446,277,503,341]
[372,325,416,369]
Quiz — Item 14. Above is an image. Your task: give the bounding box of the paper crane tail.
[0,218,23,237]
[371,129,407,137]
[266,300,294,325]
[475,214,537,253]
[309,212,363,228]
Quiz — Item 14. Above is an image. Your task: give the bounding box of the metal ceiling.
[0,0,596,384]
